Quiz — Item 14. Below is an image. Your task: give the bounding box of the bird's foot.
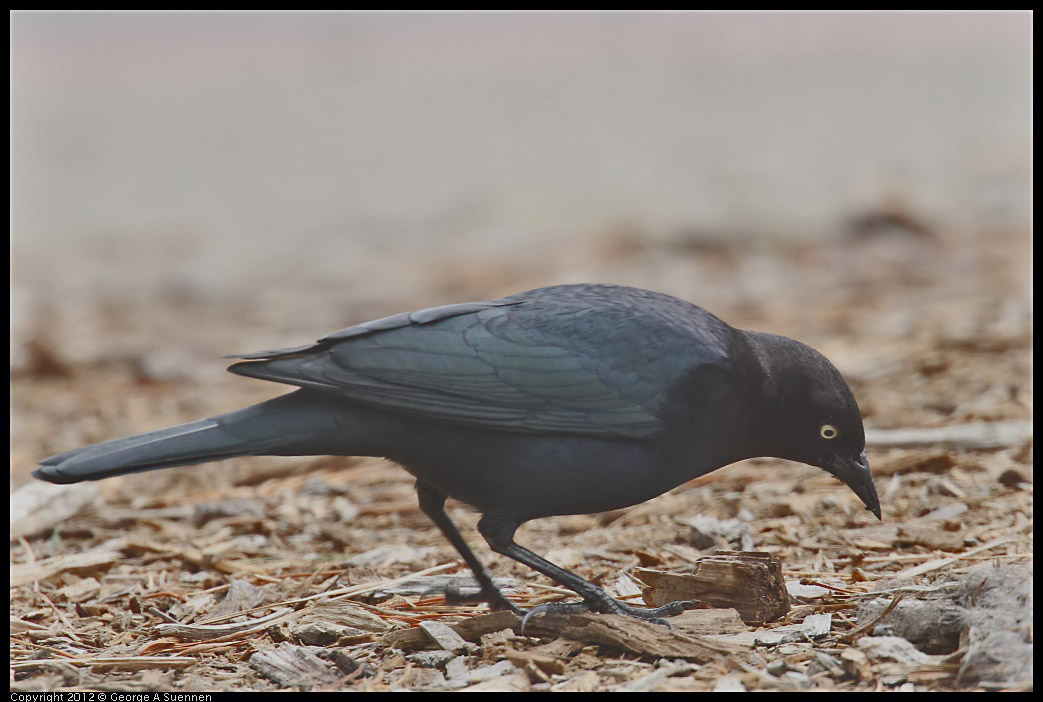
[443,580,523,615]
[520,598,700,634]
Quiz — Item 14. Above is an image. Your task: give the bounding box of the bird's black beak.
[829,449,881,520]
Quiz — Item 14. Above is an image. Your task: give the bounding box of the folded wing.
[228,294,727,440]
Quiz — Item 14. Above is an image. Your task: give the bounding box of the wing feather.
[228,288,733,439]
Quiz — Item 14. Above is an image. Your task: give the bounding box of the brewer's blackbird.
[34,284,880,623]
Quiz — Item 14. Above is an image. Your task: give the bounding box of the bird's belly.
[387,424,691,520]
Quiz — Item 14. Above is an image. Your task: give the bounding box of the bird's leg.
[415,481,521,614]
[477,513,699,631]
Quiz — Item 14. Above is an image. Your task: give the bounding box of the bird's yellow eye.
[820,424,838,440]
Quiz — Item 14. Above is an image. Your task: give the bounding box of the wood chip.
[56,577,101,603]
[419,619,470,653]
[504,649,566,676]
[10,656,196,672]
[381,610,521,651]
[895,536,1020,579]
[10,617,51,635]
[799,612,832,638]
[249,642,341,688]
[865,420,1032,450]
[206,579,267,620]
[895,525,965,552]
[669,607,748,636]
[460,671,531,692]
[10,538,125,587]
[532,612,746,662]
[841,647,871,680]
[123,538,258,576]
[838,595,904,644]
[294,600,391,634]
[637,551,790,623]
[713,675,745,691]
[872,451,955,477]
[9,481,100,541]
[152,607,294,642]
[554,670,600,692]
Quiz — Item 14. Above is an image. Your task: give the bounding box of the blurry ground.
[10,12,1032,693]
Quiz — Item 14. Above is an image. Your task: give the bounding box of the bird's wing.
[228,297,727,439]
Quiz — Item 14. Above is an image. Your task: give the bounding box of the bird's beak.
[829,449,881,520]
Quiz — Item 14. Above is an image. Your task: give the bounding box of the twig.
[10,656,196,671]
[151,607,294,642]
[895,535,1020,579]
[836,594,903,643]
[34,589,85,644]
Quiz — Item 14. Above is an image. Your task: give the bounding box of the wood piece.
[460,671,531,692]
[9,481,100,541]
[205,579,267,620]
[196,561,457,626]
[504,649,566,677]
[895,536,1018,579]
[636,551,790,623]
[292,620,373,646]
[864,420,1032,450]
[381,610,521,651]
[294,600,391,634]
[895,525,965,552]
[56,577,101,603]
[249,642,342,688]
[123,538,258,576]
[751,622,806,646]
[857,635,929,664]
[419,620,469,653]
[10,617,50,635]
[10,538,126,587]
[713,675,745,692]
[872,451,955,477]
[669,607,748,636]
[838,595,903,644]
[533,612,746,662]
[840,647,871,681]
[152,607,294,642]
[800,612,832,638]
[618,661,699,692]
[10,656,196,672]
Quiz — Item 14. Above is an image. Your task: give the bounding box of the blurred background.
[11,11,1032,474]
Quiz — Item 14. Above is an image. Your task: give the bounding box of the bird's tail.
[33,390,352,484]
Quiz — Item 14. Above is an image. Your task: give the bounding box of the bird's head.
[743,331,881,520]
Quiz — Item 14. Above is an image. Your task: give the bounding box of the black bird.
[34,284,880,623]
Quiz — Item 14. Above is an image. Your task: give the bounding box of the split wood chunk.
[636,551,790,623]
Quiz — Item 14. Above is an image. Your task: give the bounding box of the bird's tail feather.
[33,390,345,484]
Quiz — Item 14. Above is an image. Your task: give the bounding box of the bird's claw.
[645,599,701,618]
[519,601,594,634]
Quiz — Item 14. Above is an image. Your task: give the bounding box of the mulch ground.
[10,216,1032,691]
